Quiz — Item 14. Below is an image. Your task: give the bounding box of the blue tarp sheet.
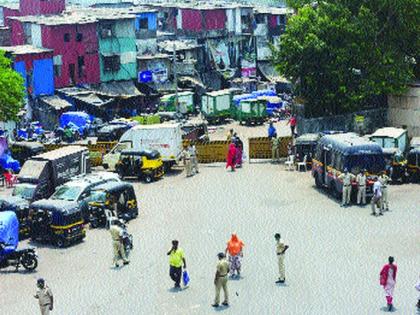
[0,211,19,255]
[60,112,91,134]
[0,154,21,172]
[33,58,54,97]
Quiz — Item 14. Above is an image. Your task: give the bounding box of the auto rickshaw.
[115,149,164,183]
[0,198,31,239]
[294,133,320,168]
[382,148,408,183]
[406,147,420,183]
[88,181,138,228]
[29,200,86,247]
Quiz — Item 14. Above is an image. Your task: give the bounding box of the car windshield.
[12,185,35,200]
[345,154,385,174]
[51,186,82,201]
[88,190,107,203]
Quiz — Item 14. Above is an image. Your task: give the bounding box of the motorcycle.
[0,242,38,271]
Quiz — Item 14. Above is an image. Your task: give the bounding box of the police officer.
[181,146,193,177]
[189,144,199,174]
[212,252,229,308]
[34,278,53,315]
[275,233,289,284]
[338,168,355,207]
[271,133,280,162]
[110,220,129,267]
[356,169,367,205]
[379,171,390,211]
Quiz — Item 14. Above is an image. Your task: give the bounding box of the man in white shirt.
[371,177,383,216]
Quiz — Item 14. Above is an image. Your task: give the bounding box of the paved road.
[0,161,419,315]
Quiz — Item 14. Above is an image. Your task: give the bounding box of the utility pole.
[173,43,179,117]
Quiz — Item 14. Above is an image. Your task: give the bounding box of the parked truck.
[102,123,183,172]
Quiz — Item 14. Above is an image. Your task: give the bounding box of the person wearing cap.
[34,278,53,315]
[275,233,289,284]
[167,240,186,288]
[378,171,390,211]
[110,220,129,267]
[212,252,229,307]
[356,169,367,205]
[371,177,383,216]
[338,168,355,207]
[188,144,199,174]
[181,146,193,177]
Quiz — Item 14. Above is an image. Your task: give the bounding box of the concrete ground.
[0,121,419,315]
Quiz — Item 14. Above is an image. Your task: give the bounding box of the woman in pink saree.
[380,256,397,311]
[226,143,236,171]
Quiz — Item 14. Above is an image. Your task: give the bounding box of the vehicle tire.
[145,175,153,183]
[103,164,109,170]
[315,174,322,188]
[56,238,66,248]
[116,167,124,179]
[21,252,38,271]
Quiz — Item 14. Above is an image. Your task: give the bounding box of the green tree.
[273,0,420,117]
[0,50,25,121]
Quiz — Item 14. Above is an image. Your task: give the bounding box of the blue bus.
[312,133,386,199]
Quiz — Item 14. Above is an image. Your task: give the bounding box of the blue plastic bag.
[182,270,190,286]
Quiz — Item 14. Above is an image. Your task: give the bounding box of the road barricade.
[248,136,292,161]
[183,140,229,163]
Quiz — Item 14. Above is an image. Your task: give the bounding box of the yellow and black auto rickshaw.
[115,149,164,183]
[406,147,420,183]
[88,181,138,228]
[29,199,86,247]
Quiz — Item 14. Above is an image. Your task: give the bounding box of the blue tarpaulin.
[33,58,54,97]
[0,154,21,172]
[59,112,91,135]
[0,211,19,256]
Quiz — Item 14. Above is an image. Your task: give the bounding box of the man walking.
[110,220,129,267]
[275,233,289,284]
[379,172,390,211]
[371,177,383,216]
[181,146,193,177]
[356,169,367,205]
[34,278,53,315]
[338,168,355,207]
[189,144,199,174]
[167,240,186,289]
[212,252,229,308]
[271,134,280,163]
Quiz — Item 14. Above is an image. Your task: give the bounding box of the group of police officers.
[338,169,390,214]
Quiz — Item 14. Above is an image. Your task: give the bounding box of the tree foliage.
[0,50,25,121]
[273,0,420,117]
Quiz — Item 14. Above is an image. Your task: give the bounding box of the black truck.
[1,146,90,210]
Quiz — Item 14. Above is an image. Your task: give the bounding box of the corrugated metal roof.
[40,95,72,110]
[0,45,53,55]
[371,127,407,139]
[34,145,87,161]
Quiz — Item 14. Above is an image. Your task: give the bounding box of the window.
[54,64,62,77]
[139,18,148,30]
[100,24,113,38]
[76,33,83,42]
[64,33,70,42]
[103,55,120,72]
[77,56,85,78]
[255,15,265,24]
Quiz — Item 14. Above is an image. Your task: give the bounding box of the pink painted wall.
[20,0,65,16]
[41,23,99,88]
[269,15,278,28]
[204,9,226,30]
[2,7,21,27]
[10,19,24,45]
[182,9,202,31]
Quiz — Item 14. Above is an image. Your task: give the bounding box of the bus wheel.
[56,239,66,248]
[144,175,153,183]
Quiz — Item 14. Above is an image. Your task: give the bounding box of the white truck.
[102,123,183,171]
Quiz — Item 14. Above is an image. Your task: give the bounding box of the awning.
[72,93,114,108]
[39,95,72,111]
[92,81,144,98]
[258,61,289,83]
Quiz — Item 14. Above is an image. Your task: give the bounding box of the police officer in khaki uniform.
[271,134,280,162]
[275,233,289,284]
[181,146,193,177]
[34,278,53,315]
[356,169,367,205]
[338,168,356,207]
[110,220,129,267]
[212,252,229,308]
[379,172,390,211]
[189,144,199,174]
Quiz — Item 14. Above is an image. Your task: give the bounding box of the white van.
[103,123,183,171]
